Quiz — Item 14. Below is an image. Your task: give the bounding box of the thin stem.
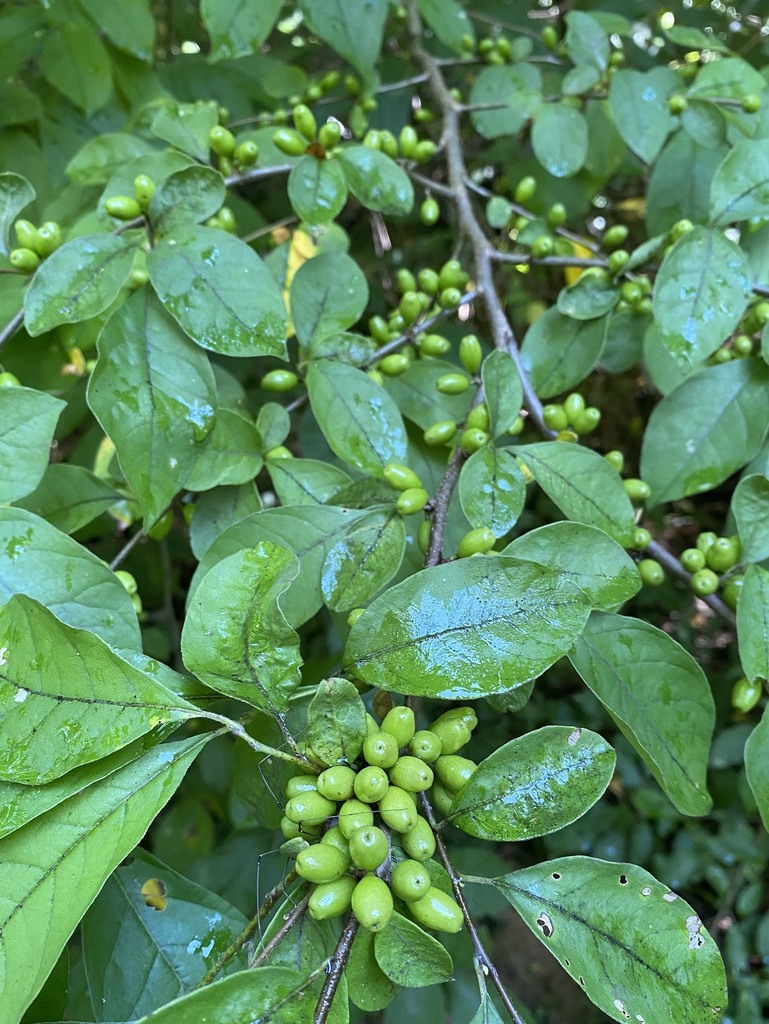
[367,287,481,365]
[0,309,24,351]
[249,893,310,968]
[313,913,360,1024]
[194,871,298,987]
[645,540,736,625]
[493,251,609,269]
[193,710,310,767]
[109,527,147,571]
[241,215,298,243]
[425,445,468,567]
[226,164,294,188]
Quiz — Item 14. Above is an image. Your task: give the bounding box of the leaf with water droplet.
[531,103,588,178]
[306,678,366,765]
[321,507,405,612]
[291,251,369,346]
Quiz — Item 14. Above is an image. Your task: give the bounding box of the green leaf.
[417,0,474,53]
[321,508,406,611]
[652,226,751,366]
[148,225,288,357]
[82,849,248,1019]
[181,543,301,714]
[257,402,291,451]
[150,102,220,163]
[306,361,408,474]
[337,145,414,215]
[449,726,614,840]
[503,522,641,610]
[531,103,588,178]
[77,0,155,60]
[468,997,505,1024]
[0,508,140,648]
[202,0,282,61]
[0,595,195,784]
[710,139,769,225]
[88,289,217,526]
[680,100,727,151]
[469,65,542,139]
[491,857,727,1024]
[689,55,765,102]
[24,234,138,336]
[736,564,769,684]
[288,155,348,224]
[183,410,263,492]
[291,251,368,345]
[481,349,522,438]
[39,24,112,115]
[374,911,453,987]
[267,457,351,506]
[138,966,321,1024]
[459,447,526,538]
[299,0,388,88]
[0,735,207,1024]
[148,165,226,236]
[308,330,378,366]
[732,474,769,562]
[557,275,619,321]
[515,442,636,546]
[306,678,367,765]
[382,357,472,431]
[0,171,34,256]
[569,612,714,816]
[348,927,401,1011]
[191,506,368,627]
[745,705,769,833]
[564,11,609,72]
[0,387,64,504]
[188,483,262,559]
[600,307,647,374]
[15,463,120,535]
[66,133,158,185]
[344,556,592,699]
[640,358,769,505]
[521,308,607,399]
[609,68,676,163]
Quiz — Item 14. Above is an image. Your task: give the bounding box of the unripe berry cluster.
[10,218,63,273]
[281,705,479,935]
[681,532,742,601]
[542,392,601,437]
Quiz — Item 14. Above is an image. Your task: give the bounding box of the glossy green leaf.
[569,612,714,816]
[609,67,676,163]
[646,134,726,237]
[374,911,453,987]
[491,857,727,1024]
[745,705,769,833]
[190,506,368,627]
[732,474,769,562]
[291,251,368,345]
[148,225,287,357]
[710,139,769,225]
[640,358,769,505]
[24,234,137,336]
[308,330,378,366]
[348,927,401,1011]
[78,0,155,60]
[383,357,472,431]
[652,226,750,367]
[182,410,263,492]
[564,11,609,71]
[557,275,619,321]
[288,155,348,224]
[299,0,387,87]
[0,735,208,1024]
[182,543,301,713]
[680,100,727,151]
[188,483,262,559]
[344,556,592,699]
[0,386,64,504]
[82,849,248,1019]
[39,24,112,114]
[521,308,607,398]
[150,102,219,162]
[0,171,34,256]
[481,349,522,438]
[459,447,526,538]
[449,726,614,840]
[642,321,695,396]
[0,595,195,784]
[306,677,367,765]
[0,508,140,648]
[66,133,157,185]
[321,508,406,611]
[503,522,641,610]
[307,360,408,474]
[202,0,282,61]
[515,443,636,546]
[600,307,647,374]
[337,145,414,215]
[417,0,474,53]
[88,289,217,526]
[736,564,769,684]
[256,402,290,451]
[689,55,765,101]
[16,464,122,534]
[531,103,588,178]
[469,65,542,139]
[138,966,321,1024]
[148,165,226,236]
[267,457,351,506]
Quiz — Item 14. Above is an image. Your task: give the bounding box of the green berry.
[389,755,434,792]
[680,548,706,573]
[363,731,400,769]
[429,780,455,818]
[400,814,437,861]
[604,224,629,249]
[457,527,495,558]
[383,463,422,491]
[379,354,411,377]
[320,825,350,855]
[420,197,440,226]
[379,129,398,158]
[459,428,488,454]
[608,249,630,274]
[398,290,423,325]
[424,419,457,445]
[295,844,349,883]
[547,202,567,228]
[690,568,719,597]
[316,766,356,802]
[379,785,419,833]
[604,449,624,472]
[466,405,490,433]
[34,222,62,257]
[623,478,651,502]
[630,527,650,550]
[696,531,718,554]
[280,816,302,840]
[722,575,744,610]
[293,103,317,140]
[14,219,38,251]
[261,369,298,392]
[399,125,418,159]
[667,94,688,114]
[348,825,389,870]
[436,373,470,395]
[731,677,762,713]
[620,280,643,305]
[563,392,585,423]
[235,140,259,166]
[368,315,391,343]
[439,286,462,309]
[417,519,432,554]
[514,176,537,203]
[438,259,466,290]
[0,371,21,387]
[741,94,762,114]
[338,798,375,838]
[396,268,417,294]
[217,206,236,233]
[354,765,390,803]
[391,859,431,902]
[209,125,236,157]
[507,415,525,436]
[428,716,473,755]
[396,487,429,516]
[705,536,740,573]
[459,334,483,374]
[733,334,753,357]
[669,218,694,242]
[571,407,601,434]
[115,569,138,595]
[531,235,554,259]
[408,887,463,933]
[9,248,40,273]
[264,445,293,460]
[284,792,336,828]
[272,127,307,155]
[352,875,393,932]
[409,730,443,762]
[105,196,142,220]
[308,875,357,920]
[543,404,569,432]
[381,706,416,747]
[638,559,664,587]
[413,140,437,163]
[435,755,477,793]
[418,269,440,296]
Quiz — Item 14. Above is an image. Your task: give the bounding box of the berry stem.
[250,892,310,968]
[313,912,360,1024]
